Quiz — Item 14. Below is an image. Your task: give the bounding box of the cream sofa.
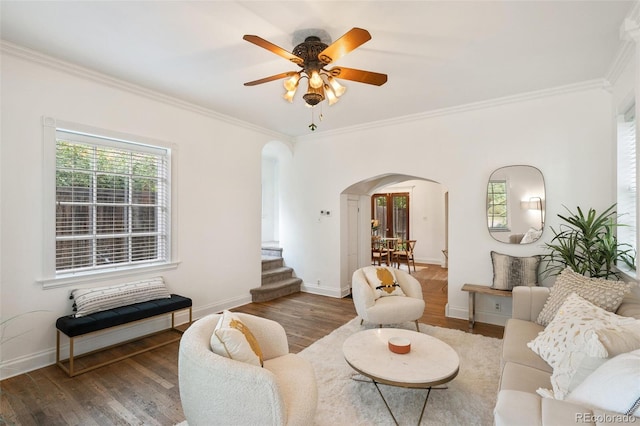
[179,312,317,426]
[494,286,640,426]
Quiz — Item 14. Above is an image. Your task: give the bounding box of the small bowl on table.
[388,336,411,354]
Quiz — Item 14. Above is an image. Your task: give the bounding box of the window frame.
[616,101,637,277]
[40,117,180,288]
[487,179,510,232]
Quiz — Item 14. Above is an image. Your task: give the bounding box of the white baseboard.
[446,303,509,327]
[301,282,343,298]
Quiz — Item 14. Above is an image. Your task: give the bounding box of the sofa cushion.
[502,318,552,373]
[536,268,630,326]
[499,362,552,394]
[494,390,543,426]
[495,390,599,426]
[616,293,640,320]
[491,251,540,290]
[541,397,598,426]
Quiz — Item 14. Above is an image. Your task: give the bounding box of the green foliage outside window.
[487,181,508,230]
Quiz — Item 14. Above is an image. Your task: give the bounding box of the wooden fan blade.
[244,71,298,86]
[328,67,388,86]
[318,28,371,64]
[243,35,304,65]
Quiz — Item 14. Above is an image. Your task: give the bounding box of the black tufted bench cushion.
[56,294,192,376]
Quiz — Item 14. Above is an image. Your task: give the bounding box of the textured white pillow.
[490,251,540,290]
[72,277,171,317]
[210,310,263,367]
[520,228,543,244]
[363,266,405,299]
[528,293,638,399]
[567,349,640,417]
[536,268,631,326]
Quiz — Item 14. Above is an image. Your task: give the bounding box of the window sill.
[39,261,181,289]
[616,266,638,283]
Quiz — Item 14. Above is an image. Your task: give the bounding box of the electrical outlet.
[494,302,501,312]
[317,279,321,286]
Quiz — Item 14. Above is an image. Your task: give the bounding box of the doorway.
[371,192,410,239]
[341,174,448,294]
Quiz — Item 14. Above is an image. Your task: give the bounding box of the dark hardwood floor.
[0,264,503,425]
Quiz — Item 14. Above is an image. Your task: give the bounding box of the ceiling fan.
[243,28,388,109]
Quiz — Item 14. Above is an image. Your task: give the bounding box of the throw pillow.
[535,267,631,326]
[210,310,264,367]
[71,277,171,317]
[567,349,640,417]
[520,228,543,244]
[363,266,405,299]
[528,293,639,399]
[566,322,640,393]
[490,251,540,290]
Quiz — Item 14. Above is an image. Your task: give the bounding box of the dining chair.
[371,236,391,266]
[393,240,417,272]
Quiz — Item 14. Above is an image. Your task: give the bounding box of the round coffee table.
[343,328,459,425]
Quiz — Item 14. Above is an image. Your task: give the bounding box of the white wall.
[0,49,279,378]
[261,157,277,243]
[279,85,616,324]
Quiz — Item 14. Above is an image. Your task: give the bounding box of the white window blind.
[55,129,169,274]
[617,103,637,269]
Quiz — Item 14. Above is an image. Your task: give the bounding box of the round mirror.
[487,165,545,244]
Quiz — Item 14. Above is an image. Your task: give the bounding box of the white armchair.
[352,266,425,331]
[179,312,317,426]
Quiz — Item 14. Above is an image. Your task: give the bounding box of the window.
[41,117,176,286]
[487,180,508,231]
[617,103,637,271]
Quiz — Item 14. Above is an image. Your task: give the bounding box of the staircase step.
[261,266,294,285]
[250,278,302,303]
[261,247,283,257]
[261,256,283,271]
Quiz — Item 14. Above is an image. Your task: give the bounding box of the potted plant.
[542,204,636,279]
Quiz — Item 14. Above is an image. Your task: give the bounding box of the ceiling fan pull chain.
[309,108,317,131]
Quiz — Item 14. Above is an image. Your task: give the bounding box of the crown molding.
[606,1,640,86]
[606,39,635,85]
[0,40,292,143]
[295,79,608,142]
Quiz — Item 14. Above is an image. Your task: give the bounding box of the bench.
[56,294,192,377]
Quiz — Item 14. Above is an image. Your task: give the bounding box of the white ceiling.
[1,1,636,138]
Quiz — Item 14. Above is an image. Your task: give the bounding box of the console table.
[461,283,512,328]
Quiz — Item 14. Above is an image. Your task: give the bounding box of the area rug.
[299,318,502,426]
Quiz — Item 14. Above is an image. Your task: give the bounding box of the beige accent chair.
[352,266,425,331]
[179,312,317,426]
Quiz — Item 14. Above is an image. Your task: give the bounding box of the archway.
[340,174,449,294]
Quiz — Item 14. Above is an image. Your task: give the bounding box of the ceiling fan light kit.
[243,27,387,130]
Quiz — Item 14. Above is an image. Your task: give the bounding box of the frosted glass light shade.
[328,77,346,97]
[309,71,323,89]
